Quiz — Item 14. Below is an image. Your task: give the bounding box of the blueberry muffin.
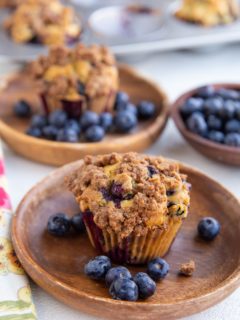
[67,153,191,264]
[3,0,81,45]
[175,0,239,26]
[28,44,119,117]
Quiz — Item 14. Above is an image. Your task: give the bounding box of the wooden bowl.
[0,64,168,166]
[171,84,240,166]
[12,159,240,320]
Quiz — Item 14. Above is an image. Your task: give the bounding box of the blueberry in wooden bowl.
[171,84,240,166]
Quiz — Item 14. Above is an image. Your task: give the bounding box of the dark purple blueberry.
[84,125,105,142]
[111,183,124,198]
[65,119,81,135]
[31,114,48,129]
[80,111,99,130]
[219,100,236,120]
[77,81,85,95]
[114,111,137,133]
[133,272,156,299]
[84,256,111,280]
[99,112,113,131]
[186,113,208,137]
[26,127,42,138]
[198,217,220,241]
[105,266,132,287]
[14,100,32,118]
[56,128,79,143]
[207,115,222,131]
[224,133,240,147]
[216,88,239,100]
[49,110,68,128]
[166,190,175,196]
[109,278,138,301]
[147,257,169,281]
[147,166,158,177]
[203,97,223,116]
[71,212,85,233]
[180,97,204,118]
[197,85,215,98]
[100,187,113,201]
[225,119,240,133]
[208,131,224,144]
[42,125,58,140]
[137,101,156,119]
[115,91,129,110]
[47,213,71,237]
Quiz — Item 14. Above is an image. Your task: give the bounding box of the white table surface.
[1,44,240,320]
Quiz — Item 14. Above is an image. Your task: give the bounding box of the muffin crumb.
[179,260,195,276]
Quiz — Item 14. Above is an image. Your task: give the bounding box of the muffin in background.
[3,0,81,45]
[67,153,191,264]
[28,44,119,117]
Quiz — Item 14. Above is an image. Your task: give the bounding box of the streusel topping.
[67,153,190,238]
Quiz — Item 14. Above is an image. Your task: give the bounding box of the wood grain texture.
[0,64,168,166]
[171,83,240,166]
[12,159,240,320]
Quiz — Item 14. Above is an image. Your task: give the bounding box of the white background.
[1,44,240,319]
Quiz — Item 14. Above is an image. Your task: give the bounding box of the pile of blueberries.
[14,91,156,143]
[180,85,240,147]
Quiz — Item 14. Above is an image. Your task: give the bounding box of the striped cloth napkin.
[0,143,36,320]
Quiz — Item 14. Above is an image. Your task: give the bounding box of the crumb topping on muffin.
[175,0,239,26]
[67,153,191,239]
[28,44,118,111]
[4,0,81,45]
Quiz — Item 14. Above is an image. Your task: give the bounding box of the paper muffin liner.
[82,210,183,264]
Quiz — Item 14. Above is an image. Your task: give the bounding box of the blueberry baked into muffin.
[175,0,239,26]
[29,44,119,116]
[67,153,191,264]
[3,0,81,45]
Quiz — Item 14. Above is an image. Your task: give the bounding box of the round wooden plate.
[12,159,240,320]
[171,83,240,166]
[0,64,168,166]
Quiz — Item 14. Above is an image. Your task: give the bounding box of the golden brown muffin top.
[28,44,118,101]
[67,153,191,239]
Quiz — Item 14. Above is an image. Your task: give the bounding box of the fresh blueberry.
[26,127,42,138]
[105,266,132,287]
[84,256,111,280]
[236,102,240,120]
[31,114,48,129]
[42,125,58,140]
[115,91,129,110]
[207,115,222,131]
[186,113,208,137]
[99,112,113,131]
[56,128,79,143]
[180,97,204,118]
[197,85,215,98]
[65,119,81,135]
[80,111,99,130]
[137,101,156,119]
[71,212,85,233]
[47,213,71,237]
[125,103,138,115]
[208,131,224,144]
[203,97,223,116]
[224,133,240,147]
[147,257,169,281]
[219,100,236,120]
[114,111,137,133]
[225,119,240,133]
[216,88,239,100]
[49,110,68,128]
[133,272,156,299]
[14,100,32,118]
[77,81,85,95]
[109,278,138,301]
[84,125,105,142]
[198,217,220,241]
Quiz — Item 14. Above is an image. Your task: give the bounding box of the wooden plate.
[0,64,168,166]
[171,84,240,166]
[12,159,240,320]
